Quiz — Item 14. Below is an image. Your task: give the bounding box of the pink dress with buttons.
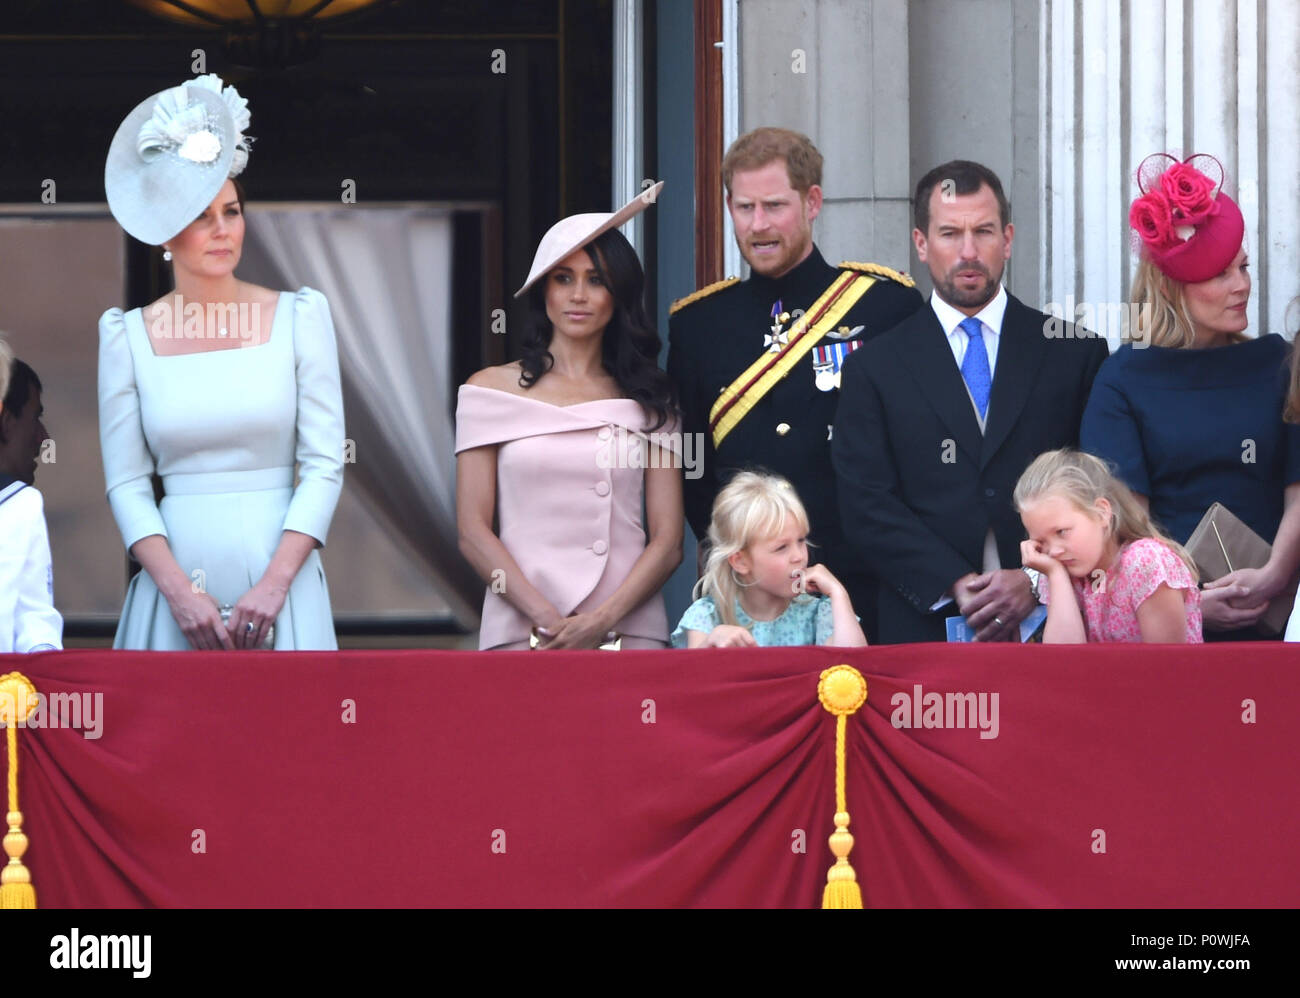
[454,384,677,649]
[1039,537,1203,643]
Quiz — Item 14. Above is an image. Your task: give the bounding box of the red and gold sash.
[708,271,876,448]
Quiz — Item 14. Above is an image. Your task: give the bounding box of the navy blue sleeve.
[1080,354,1151,495]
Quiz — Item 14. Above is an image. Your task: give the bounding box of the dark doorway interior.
[0,0,613,386]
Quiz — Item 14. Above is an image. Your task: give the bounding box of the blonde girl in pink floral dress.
[1015,449,1202,643]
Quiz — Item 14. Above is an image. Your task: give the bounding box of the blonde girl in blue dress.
[672,471,867,647]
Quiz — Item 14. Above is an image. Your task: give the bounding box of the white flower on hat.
[191,73,252,176]
[135,74,253,177]
[136,84,211,161]
[191,73,250,133]
[177,129,222,164]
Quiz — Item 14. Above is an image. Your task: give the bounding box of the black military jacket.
[667,245,923,585]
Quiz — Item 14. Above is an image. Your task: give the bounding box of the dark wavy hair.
[3,359,41,415]
[518,227,677,430]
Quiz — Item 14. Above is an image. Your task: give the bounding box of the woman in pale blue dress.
[99,75,344,650]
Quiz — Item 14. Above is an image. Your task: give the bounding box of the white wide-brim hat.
[105,84,238,246]
[515,181,664,297]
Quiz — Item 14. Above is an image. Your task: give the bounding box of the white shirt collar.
[930,284,1009,338]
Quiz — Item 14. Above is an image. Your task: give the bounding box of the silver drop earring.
[162,248,172,262]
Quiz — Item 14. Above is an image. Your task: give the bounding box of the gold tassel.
[0,673,38,909]
[817,665,867,909]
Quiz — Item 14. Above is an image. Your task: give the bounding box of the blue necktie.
[959,316,991,420]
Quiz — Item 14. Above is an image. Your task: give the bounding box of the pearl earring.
[162,249,172,262]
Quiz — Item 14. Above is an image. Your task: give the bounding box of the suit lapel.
[980,294,1048,468]
[894,309,983,464]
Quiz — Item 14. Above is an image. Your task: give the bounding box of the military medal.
[813,346,837,391]
[812,340,864,391]
[765,300,791,353]
[824,324,865,341]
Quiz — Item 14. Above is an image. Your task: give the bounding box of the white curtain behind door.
[245,206,479,625]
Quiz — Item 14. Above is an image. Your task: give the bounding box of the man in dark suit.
[668,127,922,639]
[832,160,1109,644]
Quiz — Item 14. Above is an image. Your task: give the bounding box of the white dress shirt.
[931,283,1008,386]
[0,482,64,653]
[929,285,1011,605]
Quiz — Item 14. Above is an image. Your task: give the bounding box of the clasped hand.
[1200,567,1274,631]
[955,562,1036,642]
[534,610,615,650]
[227,578,288,649]
[168,578,286,650]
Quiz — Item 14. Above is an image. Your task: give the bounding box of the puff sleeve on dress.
[98,306,169,550]
[281,288,345,545]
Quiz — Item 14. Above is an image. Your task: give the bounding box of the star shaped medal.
[765,300,791,353]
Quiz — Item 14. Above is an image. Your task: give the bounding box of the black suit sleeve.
[833,347,976,612]
[869,282,925,337]
[667,311,718,542]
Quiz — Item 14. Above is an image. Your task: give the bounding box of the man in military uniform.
[667,127,922,639]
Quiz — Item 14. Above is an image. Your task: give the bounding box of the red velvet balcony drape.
[4,643,1296,908]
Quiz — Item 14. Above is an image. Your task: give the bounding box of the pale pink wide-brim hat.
[514,181,664,297]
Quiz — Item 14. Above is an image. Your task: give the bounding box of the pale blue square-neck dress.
[97,287,345,650]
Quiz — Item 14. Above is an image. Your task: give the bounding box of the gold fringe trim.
[0,673,38,909]
[817,665,867,909]
[838,261,916,287]
[669,276,740,315]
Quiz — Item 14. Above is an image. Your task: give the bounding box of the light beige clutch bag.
[1185,502,1299,636]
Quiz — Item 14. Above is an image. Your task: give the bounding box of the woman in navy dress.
[1081,154,1300,638]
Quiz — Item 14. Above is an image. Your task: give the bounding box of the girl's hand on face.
[703,624,757,648]
[1019,539,1063,575]
[795,564,844,598]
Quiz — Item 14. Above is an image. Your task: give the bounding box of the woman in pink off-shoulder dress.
[455,186,683,650]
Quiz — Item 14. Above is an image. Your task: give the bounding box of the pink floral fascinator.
[1128,153,1244,283]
